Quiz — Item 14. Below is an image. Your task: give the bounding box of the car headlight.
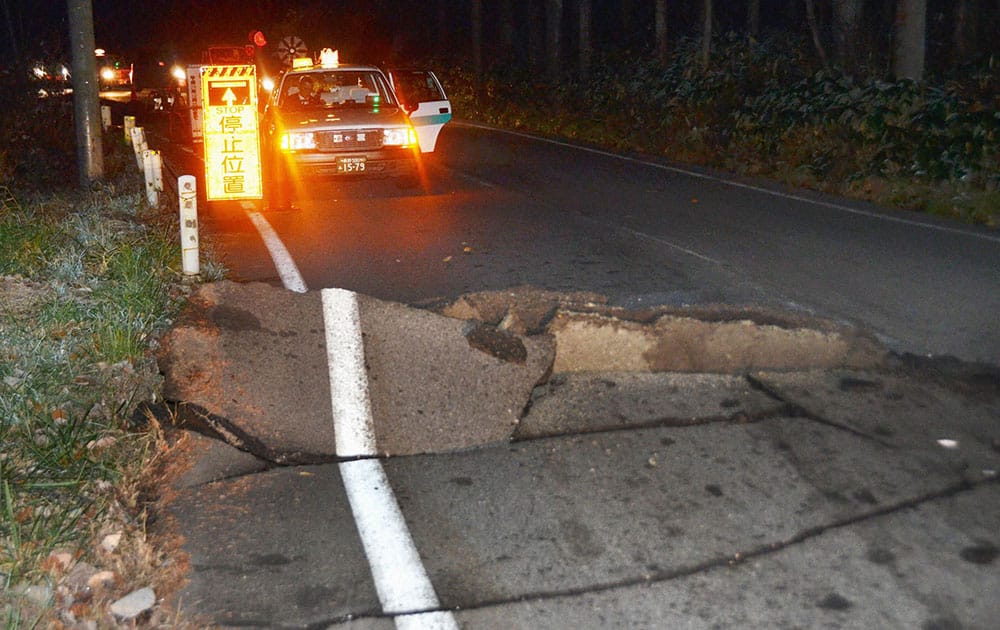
[383,126,417,147]
[280,132,316,151]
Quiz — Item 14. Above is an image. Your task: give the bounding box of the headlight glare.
[281,132,316,151]
[383,126,415,147]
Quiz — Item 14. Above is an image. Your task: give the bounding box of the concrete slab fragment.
[157,282,337,463]
[517,372,786,439]
[454,483,1000,629]
[359,295,554,456]
[165,465,380,628]
[754,369,1000,482]
[549,311,886,373]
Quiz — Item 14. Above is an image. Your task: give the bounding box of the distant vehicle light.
[171,65,186,82]
[261,76,275,92]
[94,48,106,57]
[101,67,115,81]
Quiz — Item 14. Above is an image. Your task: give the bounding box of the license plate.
[337,157,366,173]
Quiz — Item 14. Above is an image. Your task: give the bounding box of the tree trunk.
[832,0,863,69]
[436,0,448,56]
[499,0,515,64]
[952,0,975,66]
[67,0,104,186]
[804,0,829,68]
[701,0,712,70]
[472,0,483,76]
[529,0,544,73]
[655,0,668,65]
[621,0,633,49]
[748,0,760,39]
[893,0,926,80]
[1,0,19,62]
[547,0,563,80]
[578,0,592,80]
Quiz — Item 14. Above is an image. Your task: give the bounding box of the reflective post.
[124,115,135,143]
[129,126,146,170]
[178,175,200,275]
[142,149,162,206]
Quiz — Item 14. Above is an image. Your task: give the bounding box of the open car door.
[388,69,451,153]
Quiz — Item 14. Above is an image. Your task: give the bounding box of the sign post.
[200,65,262,201]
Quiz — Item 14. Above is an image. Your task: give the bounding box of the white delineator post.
[142,149,162,206]
[178,175,199,275]
[123,115,135,143]
[129,126,147,170]
[101,105,111,131]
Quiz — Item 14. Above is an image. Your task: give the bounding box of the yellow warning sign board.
[201,65,262,200]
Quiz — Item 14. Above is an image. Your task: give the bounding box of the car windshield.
[277,70,397,110]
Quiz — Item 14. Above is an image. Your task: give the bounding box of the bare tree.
[547,0,563,80]
[436,0,448,56]
[832,0,862,68]
[804,0,829,68]
[578,0,592,79]
[952,0,976,66]
[655,0,668,65]
[529,0,544,73]
[748,0,760,39]
[1,0,19,61]
[472,0,482,76]
[701,0,712,70]
[894,0,926,80]
[499,0,515,64]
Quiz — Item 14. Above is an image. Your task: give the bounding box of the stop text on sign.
[201,65,262,200]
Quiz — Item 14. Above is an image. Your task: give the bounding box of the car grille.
[316,129,383,152]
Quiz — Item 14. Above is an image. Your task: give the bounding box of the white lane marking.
[242,208,454,627]
[321,288,376,457]
[243,204,308,293]
[340,459,456,621]
[321,288,458,628]
[456,121,1000,245]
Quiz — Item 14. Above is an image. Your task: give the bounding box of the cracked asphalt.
[152,282,1000,629]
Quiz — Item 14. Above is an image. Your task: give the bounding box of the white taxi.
[261,50,450,199]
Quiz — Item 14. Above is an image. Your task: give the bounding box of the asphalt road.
[145,119,1000,629]
[177,121,1000,364]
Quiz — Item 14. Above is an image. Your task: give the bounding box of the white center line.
[244,206,455,628]
[322,288,458,628]
[243,205,308,293]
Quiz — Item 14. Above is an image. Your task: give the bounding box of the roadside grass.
[0,130,222,625]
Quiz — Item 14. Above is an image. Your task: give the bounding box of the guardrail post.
[129,126,147,170]
[124,115,135,143]
[142,149,162,206]
[178,175,200,275]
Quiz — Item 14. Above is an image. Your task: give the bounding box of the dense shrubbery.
[440,35,999,226]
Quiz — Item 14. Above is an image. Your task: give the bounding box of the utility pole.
[67,0,104,185]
